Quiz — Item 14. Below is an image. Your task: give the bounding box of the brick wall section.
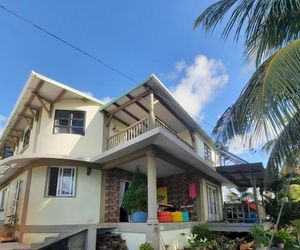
[157,173,199,221]
[104,169,133,223]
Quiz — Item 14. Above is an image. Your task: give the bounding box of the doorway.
[119,180,130,222]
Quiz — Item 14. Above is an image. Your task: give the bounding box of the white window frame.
[48,167,77,197]
[204,143,212,161]
[207,184,220,221]
[0,188,8,212]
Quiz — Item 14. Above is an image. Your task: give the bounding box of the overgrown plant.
[139,242,154,250]
[274,228,296,245]
[251,226,271,248]
[122,168,147,214]
[191,224,215,242]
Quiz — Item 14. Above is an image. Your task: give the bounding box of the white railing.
[106,117,193,150]
[107,118,150,149]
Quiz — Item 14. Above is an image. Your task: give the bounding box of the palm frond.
[213,39,300,149]
[266,110,300,183]
[194,0,300,64]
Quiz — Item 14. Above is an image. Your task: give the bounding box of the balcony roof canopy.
[100,74,212,143]
[216,163,265,187]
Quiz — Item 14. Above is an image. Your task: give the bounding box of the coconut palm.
[194,0,300,179]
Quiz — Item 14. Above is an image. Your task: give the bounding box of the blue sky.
[0,0,268,164]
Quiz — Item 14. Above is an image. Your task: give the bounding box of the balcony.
[106,117,193,150]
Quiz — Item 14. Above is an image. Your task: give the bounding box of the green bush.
[191,224,215,242]
[275,228,296,244]
[251,226,271,248]
[139,242,154,250]
[122,168,147,214]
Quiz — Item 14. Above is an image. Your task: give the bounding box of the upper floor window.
[23,129,31,148]
[3,147,14,159]
[53,110,85,135]
[47,167,76,197]
[204,143,212,161]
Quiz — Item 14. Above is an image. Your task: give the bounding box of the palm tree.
[194,0,300,244]
[194,0,300,180]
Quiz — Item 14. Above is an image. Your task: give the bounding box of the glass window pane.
[54,126,69,134]
[71,127,84,135]
[60,168,74,195]
[55,119,69,126]
[71,119,84,127]
[55,111,70,118]
[73,112,84,119]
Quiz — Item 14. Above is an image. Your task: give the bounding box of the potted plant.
[251,226,270,250]
[274,228,296,249]
[1,223,15,237]
[139,242,154,250]
[123,168,147,222]
[181,233,209,250]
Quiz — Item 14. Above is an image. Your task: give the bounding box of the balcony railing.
[106,117,193,150]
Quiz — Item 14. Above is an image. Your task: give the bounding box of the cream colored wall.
[199,178,223,222]
[120,233,146,250]
[194,133,218,166]
[35,99,103,157]
[1,171,28,224]
[108,118,128,137]
[177,129,193,147]
[26,166,101,225]
[160,228,191,250]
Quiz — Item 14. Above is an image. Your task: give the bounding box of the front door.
[207,185,219,221]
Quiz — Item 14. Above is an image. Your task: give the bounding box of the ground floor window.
[207,185,220,221]
[47,167,76,197]
[0,189,8,211]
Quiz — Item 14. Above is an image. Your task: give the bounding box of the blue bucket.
[131,212,147,222]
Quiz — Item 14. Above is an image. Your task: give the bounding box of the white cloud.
[81,91,94,97]
[170,55,229,118]
[227,135,250,155]
[0,115,7,136]
[100,96,113,104]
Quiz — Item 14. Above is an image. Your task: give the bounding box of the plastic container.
[182,211,189,222]
[171,211,183,222]
[157,211,172,223]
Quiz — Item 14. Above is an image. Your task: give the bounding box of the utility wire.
[0,4,138,83]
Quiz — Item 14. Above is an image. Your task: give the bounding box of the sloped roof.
[0,71,103,151]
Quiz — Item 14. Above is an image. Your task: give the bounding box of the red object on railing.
[157,211,172,222]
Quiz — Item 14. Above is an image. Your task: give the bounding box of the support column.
[85,228,97,250]
[252,174,261,223]
[149,93,155,129]
[146,150,158,224]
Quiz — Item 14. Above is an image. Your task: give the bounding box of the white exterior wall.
[160,228,191,250]
[121,233,146,250]
[35,99,103,157]
[194,133,218,166]
[26,166,102,225]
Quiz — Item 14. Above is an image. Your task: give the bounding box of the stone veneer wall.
[104,169,133,223]
[157,173,199,221]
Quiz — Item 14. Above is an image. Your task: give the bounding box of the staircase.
[96,233,128,250]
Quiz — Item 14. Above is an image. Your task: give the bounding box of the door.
[207,185,220,221]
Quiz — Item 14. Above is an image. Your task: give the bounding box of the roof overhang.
[92,128,234,186]
[100,74,212,143]
[0,71,103,153]
[216,163,265,187]
[0,154,100,187]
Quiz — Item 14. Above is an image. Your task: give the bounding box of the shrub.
[251,225,271,248]
[139,242,154,250]
[191,224,215,242]
[275,228,296,245]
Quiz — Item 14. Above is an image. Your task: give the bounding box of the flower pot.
[2,231,13,237]
[277,243,284,249]
[131,211,147,222]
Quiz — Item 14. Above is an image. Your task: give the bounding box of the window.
[53,110,85,135]
[204,143,212,161]
[23,129,31,148]
[207,185,220,221]
[0,189,7,211]
[47,167,76,197]
[3,147,14,159]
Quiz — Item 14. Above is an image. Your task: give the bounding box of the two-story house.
[0,72,265,250]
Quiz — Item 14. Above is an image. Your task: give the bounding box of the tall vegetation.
[194,0,300,180]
